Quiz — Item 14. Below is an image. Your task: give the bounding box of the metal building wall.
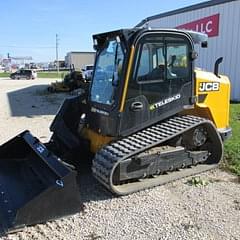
[140,0,240,101]
[65,52,95,70]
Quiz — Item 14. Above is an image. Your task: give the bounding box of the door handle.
[130,101,143,111]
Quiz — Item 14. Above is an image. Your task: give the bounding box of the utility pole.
[56,34,59,76]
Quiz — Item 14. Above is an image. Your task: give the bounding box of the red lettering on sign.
[176,14,220,37]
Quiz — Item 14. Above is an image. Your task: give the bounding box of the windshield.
[90,38,125,105]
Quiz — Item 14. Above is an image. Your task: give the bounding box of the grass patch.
[223,103,240,175]
[0,72,10,77]
[187,176,209,187]
[0,71,68,78]
[37,71,67,78]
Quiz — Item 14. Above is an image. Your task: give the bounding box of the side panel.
[184,69,230,130]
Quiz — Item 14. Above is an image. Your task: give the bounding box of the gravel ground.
[0,78,239,240]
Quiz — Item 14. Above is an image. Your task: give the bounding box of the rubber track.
[92,115,223,195]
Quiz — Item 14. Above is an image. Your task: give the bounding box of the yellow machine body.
[185,69,230,132]
[82,128,113,153]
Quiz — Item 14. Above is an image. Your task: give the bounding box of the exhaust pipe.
[0,131,81,235]
[214,57,223,78]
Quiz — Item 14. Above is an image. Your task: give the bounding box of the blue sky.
[0,0,205,62]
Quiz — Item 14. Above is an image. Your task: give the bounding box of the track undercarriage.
[92,115,223,195]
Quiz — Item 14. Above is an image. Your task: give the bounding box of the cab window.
[128,35,191,104]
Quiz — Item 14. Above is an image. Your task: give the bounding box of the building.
[65,52,95,70]
[136,0,240,101]
[53,60,65,68]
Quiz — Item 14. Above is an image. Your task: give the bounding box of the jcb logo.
[199,82,220,92]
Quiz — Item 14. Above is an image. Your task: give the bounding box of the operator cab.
[89,28,208,137]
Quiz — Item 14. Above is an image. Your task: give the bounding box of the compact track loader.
[0,28,231,235]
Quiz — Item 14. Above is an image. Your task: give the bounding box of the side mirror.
[201,41,208,48]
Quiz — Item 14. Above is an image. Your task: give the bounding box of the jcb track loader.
[0,28,231,235]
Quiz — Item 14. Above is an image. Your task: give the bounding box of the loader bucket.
[0,131,81,235]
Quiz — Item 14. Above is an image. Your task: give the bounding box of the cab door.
[119,32,194,136]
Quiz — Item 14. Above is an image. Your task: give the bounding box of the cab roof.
[92,27,208,49]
